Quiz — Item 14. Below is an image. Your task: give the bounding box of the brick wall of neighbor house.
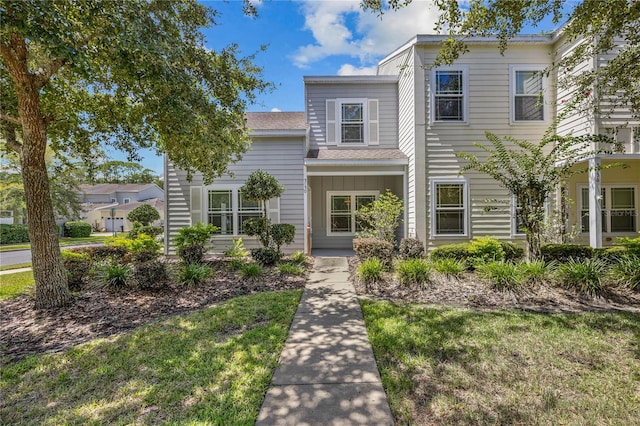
[165,136,306,255]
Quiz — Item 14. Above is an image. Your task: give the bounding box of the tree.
[363,0,640,116]
[127,204,160,227]
[240,170,285,248]
[91,160,159,185]
[457,131,619,261]
[1,1,270,308]
[355,190,404,244]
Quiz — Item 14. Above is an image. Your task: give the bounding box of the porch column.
[303,167,309,255]
[588,157,602,248]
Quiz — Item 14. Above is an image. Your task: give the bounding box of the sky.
[114,0,571,175]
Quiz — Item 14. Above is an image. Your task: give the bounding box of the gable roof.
[79,183,160,195]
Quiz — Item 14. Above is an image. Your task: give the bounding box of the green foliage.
[610,255,640,291]
[61,250,91,291]
[617,233,640,255]
[128,223,162,239]
[64,221,91,238]
[99,262,132,290]
[476,261,522,291]
[431,258,466,278]
[228,258,245,271]
[250,247,281,266]
[243,217,270,248]
[429,243,469,264]
[127,204,160,226]
[132,260,169,290]
[240,170,284,208]
[0,224,29,244]
[270,223,296,252]
[76,245,128,263]
[395,258,431,286]
[398,238,425,259]
[240,262,263,279]
[174,223,218,249]
[278,263,305,276]
[355,190,403,243]
[179,263,212,286]
[593,246,629,264]
[353,237,394,269]
[500,241,525,261]
[517,260,551,285]
[541,244,593,263]
[556,258,609,296]
[91,161,159,185]
[106,234,161,254]
[287,251,307,265]
[357,257,385,284]
[468,236,505,265]
[224,238,250,258]
[177,245,206,266]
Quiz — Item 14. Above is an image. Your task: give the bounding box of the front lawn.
[362,300,640,425]
[0,270,34,300]
[0,235,110,251]
[1,291,301,425]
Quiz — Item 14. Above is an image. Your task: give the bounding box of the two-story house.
[165,30,639,255]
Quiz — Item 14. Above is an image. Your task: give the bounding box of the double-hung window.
[432,180,468,236]
[341,102,365,143]
[511,66,546,122]
[326,98,379,145]
[327,191,378,236]
[208,190,234,235]
[580,185,637,233]
[431,66,468,123]
[206,188,280,235]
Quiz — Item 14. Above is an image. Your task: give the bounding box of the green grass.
[0,270,34,300]
[1,290,302,425]
[0,235,110,251]
[0,262,31,271]
[362,300,640,425]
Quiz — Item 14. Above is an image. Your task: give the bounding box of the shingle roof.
[306,149,408,161]
[79,184,158,195]
[92,198,164,212]
[246,112,307,131]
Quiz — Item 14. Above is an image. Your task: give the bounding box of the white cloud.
[270,107,282,112]
[292,0,440,69]
[337,64,377,76]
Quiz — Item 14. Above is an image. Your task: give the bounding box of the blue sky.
[114,0,571,174]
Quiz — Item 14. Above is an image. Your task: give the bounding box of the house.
[165,30,639,255]
[79,183,164,232]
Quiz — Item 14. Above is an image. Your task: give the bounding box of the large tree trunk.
[3,34,70,308]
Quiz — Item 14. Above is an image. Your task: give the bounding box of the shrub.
[429,243,469,263]
[243,217,270,247]
[357,257,385,284]
[228,258,245,271]
[178,244,206,265]
[399,238,425,259]
[468,236,505,265]
[517,260,551,284]
[99,262,132,289]
[250,247,281,266]
[501,241,525,261]
[396,258,431,286]
[128,222,162,239]
[128,248,160,263]
[431,258,466,278]
[241,262,263,279]
[179,263,212,286]
[107,234,161,254]
[64,221,92,237]
[127,204,160,226]
[224,238,249,258]
[476,261,522,291]
[80,245,128,262]
[61,250,91,290]
[593,246,628,264]
[0,224,29,244]
[133,260,169,290]
[353,238,394,269]
[271,223,296,252]
[541,244,593,263]
[610,255,640,291]
[278,263,305,276]
[618,233,640,255]
[556,258,608,296]
[174,223,218,248]
[288,251,307,265]
[354,190,404,243]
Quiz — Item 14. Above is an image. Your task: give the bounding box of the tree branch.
[1,121,22,154]
[0,111,21,125]
[34,56,68,89]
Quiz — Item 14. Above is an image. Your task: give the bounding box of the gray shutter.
[368,99,379,145]
[326,99,337,145]
[190,186,202,225]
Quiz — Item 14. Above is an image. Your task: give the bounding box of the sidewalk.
[256,257,393,426]
[0,267,32,276]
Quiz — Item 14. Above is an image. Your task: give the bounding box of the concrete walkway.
[0,267,32,276]
[256,257,393,426]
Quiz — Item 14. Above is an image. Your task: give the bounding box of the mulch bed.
[348,257,640,314]
[0,258,308,364]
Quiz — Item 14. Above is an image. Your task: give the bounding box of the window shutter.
[368,99,379,145]
[326,99,337,145]
[190,186,202,225]
[267,198,280,223]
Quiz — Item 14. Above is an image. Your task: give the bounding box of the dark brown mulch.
[0,258,308,364]
[348,257,640,314]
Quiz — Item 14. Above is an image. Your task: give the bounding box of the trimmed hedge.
[0,224,30,244]
[429,243,469,262]
[541,244,593,263]
[353,238,394,268]
[64,221,92,238]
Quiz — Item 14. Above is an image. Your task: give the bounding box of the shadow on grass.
[0,290,301,425]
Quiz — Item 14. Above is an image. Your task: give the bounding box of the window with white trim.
[123,198,130,204]
[326,98,379,145]
[431,67,468,122]
[511,66,546,122]
[327,191,378,236]
[341,102,365,143]
[207,188,279,236]
[580,185,637,233]
[432,181,467,236]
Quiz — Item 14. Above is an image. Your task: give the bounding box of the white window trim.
[204,185,280,237]
[430,178,470,238]
[336,98,369,145]
[430,65,469,125]
[509,65,549,125]
[326,191,379,236]
[578,183,639,235]
[123,198,131,204]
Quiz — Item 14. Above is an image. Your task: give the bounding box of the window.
[431,66,468,123]
[580,186,637,233]
[512,195,551,236]
[327,191,378,236]
[511,66,545,122]
[341,102,364,143]
[432,181,467,236]
[123,198,130,204]
[326,98,379,145]
[205,188,280,236]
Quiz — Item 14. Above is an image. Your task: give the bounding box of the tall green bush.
[64,221,92,237]
[127,204,160,226]
[174,223,218,265]
[355,190,403,243]
[0,224,29,244]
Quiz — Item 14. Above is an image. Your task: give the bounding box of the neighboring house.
[166,29,639,255]
[79,183,164,232]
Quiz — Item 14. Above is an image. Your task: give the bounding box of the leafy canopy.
[127,204,160,227]
[355,190,404,244]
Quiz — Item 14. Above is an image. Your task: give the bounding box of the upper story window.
[430,66,468,124]
[123,198,130,204]
[511,66,546,123]
[326,98,379,145]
